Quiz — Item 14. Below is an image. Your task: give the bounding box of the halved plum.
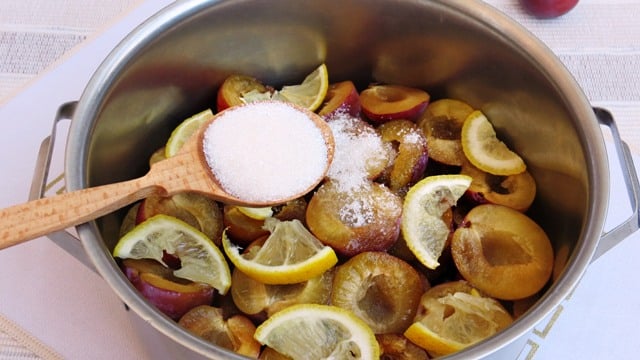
[216,74,270,112]
[331,252,424,334]
[417,99,474,166]
[178,305,261,358]
[326,114,391,181]
[318,80,361,119]
[461,160,537,212]
[306,180,403,257]
[451,204,554,300]
[360,84,430,123]
[122,258,214,320]
[377,119,429,193]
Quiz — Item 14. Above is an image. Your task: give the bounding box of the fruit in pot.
[376,334,430,360]
[326,114,391,180]
[178,305,261,358]
[417,98,474,166]
[136,192,224,246]
[461,160,537,212]
[223,198,308,246]
[331,252,424,334]
[451,204,554,300]
[404,280,513,356]
[360,84,430,123]
[231,265,334,321]
[306,180,403,257]
[377,119,429,193]
[520,0,579,19]
[317,80,361,119]
[216,74,270,112]
[121,258,214,321]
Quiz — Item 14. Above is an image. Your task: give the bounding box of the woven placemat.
[0,314,62,360]
[0,0,141,102]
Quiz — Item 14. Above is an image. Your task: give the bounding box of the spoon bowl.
[0,102,334,250]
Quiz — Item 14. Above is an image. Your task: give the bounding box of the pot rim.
[66,0,609,358]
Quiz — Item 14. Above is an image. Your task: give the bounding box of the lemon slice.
[113,214,231,294]
[165,109,214,157]
[402,175,471,269]
[461,110,526,176]
[272,64,329,111]
[237,206,274,220]
[404,290,512,356]
[222,218,338,285]
[254,304,380,359]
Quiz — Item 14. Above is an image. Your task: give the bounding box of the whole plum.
[521,0,579,18]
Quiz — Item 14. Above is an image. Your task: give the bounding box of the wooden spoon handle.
[0,177,159,250]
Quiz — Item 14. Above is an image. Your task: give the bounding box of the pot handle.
[29,101,98,273]
[592,107,640,261]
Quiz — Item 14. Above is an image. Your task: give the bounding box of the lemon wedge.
[401,175,471,269]
[254,304,380,359]
[461,110,526,176]
[113,214,231,294]
[165,109,214,158]
[273,64,329,111]
[404,287,512,356]
[222,218,338,285]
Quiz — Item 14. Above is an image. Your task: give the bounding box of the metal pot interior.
[66,0,609,358]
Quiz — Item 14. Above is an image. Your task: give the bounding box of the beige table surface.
[1,0,639,359]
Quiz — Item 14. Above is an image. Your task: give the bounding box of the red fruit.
[377,119,429,193]
[417,98,474,167]
[461,160,537,212]
[216,74,269,112]
[318,81,361,119]
[122,259,214,320]
[360,84,430,123]
[306,180,402,257]
[331,252,424,334]
[451,204,554,300]
[521,0,579,19]
[178,305,261,358]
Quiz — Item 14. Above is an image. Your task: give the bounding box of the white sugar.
[326,113,387,192]
[202,101,329,202]
[324,111,391,227]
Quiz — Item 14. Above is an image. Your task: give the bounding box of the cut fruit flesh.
[254,304,380,359]
[401,175,472,269]
[222,218,338,285]
[113,214,231,294]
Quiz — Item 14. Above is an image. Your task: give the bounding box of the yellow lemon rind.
[404,321,466,356]
[273,64,329,111]
[113,214,231,294]
[401,175,472,270]
[165,108,214,158]
[222,231,338,285]
[254,304,380,359]
[461,110,526,176]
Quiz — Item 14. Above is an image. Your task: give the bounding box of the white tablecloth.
[0,1,639,359]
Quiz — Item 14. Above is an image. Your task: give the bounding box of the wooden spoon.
[0,104,334,250]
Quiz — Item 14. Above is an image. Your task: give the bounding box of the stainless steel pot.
[31,0,639,358]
